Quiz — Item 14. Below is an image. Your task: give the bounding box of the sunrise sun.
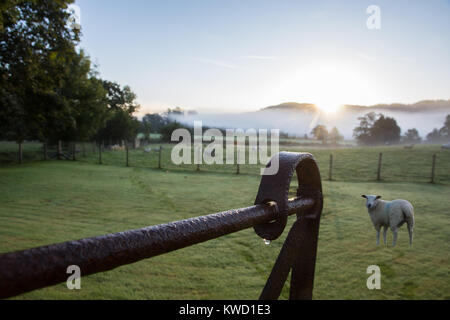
[277,61,375,114]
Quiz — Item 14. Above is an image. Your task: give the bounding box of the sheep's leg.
[383,226,387,245]
[392,228,398,246]
[375,226,381,245]
[408,225,413,246]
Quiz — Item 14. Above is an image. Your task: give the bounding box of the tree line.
[0,0,140,151]
[310,112,450,145]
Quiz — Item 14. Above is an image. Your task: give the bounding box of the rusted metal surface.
[254,152,322,241]
[255,152,323,300]
[0,151,323,300]
[0,198,315,299]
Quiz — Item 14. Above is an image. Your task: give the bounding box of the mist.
[169,109,450,140]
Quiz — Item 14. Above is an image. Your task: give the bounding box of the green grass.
[0,141,49,164]
[2,142,450,184]
[72,143,450,184]
[0,158,449,300]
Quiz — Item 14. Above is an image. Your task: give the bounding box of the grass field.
[80,143,450,184]
[2,142,450,185]
[0,145,449,300]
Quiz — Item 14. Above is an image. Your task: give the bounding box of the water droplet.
[263,239,271,246]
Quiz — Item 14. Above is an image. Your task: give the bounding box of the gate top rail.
[0,152,323,300]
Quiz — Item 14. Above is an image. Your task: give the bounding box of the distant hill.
[262,100,450,113]
[262,102,318,113]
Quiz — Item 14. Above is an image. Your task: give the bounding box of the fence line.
[0,141,448,184]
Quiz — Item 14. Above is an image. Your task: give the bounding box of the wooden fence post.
[329,154,333,181]
[57,140,62,160]
[98,142,102,165]
[43,142,47,161]
[377,153,382,181]
[430,154,436,184]
[124,142,129,167]
[158,145,162,169]
[126,143,129,167]
[18,141,23,164]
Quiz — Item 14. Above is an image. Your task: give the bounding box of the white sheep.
[361,195,415,246]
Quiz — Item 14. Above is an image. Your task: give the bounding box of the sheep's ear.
[361,195,367,199]
[376,195,382,200]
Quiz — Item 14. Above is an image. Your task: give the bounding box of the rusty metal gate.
[0,152,323,300]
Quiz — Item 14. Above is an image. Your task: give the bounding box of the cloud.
[195,58,240,70]
[241,55,278,61]
[194,55,277,71]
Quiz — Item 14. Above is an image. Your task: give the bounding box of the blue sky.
[74,0,450,115]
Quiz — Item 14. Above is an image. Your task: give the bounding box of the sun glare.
[307,64,363,114]
[273,61,375,113]
[316,102,343,113]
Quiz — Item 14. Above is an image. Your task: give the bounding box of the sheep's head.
[361,195,381,210]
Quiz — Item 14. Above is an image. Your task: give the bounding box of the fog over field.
[170,105,450,140]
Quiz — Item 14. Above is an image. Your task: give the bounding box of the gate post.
[254,152,323,300]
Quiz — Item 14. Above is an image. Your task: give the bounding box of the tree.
[1,0,142,160]
[353,113,401,145]
[164,107,184,117]
[38,50,108,144]
[71,75,108,143]
[402,128,421,144]
[160,121,186,142]
[441,114,450,138]
[329,127,344,145]
[426,128,445,143]
[101,81,139,114]
[353,112,378,145]
[370,115,401,145]
[425,115,450,143]
[0,0,80,144]
[311,125,328,144]
[139,119,151,142]
[95,81,140,145]
[98,109,140,144]
[142,113,168,133]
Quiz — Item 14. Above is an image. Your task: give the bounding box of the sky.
[74,0,450,116]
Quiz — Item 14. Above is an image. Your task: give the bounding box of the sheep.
[361,195,414,246]
[110,144,125,151]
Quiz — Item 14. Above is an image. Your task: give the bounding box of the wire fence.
[1,141,449,185]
